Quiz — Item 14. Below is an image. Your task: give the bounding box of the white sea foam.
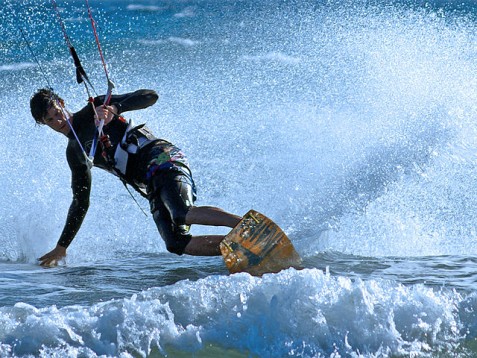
[0,62,35,72]
[241,52,301,65]
[174,7,195,18]
[168,37,200,47]
[138,37,200,47]
[126,4,164,12]
[0,269,468,356]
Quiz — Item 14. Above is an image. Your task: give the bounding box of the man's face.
[43,101,71,135]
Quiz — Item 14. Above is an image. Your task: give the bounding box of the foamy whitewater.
[1,0,477,356]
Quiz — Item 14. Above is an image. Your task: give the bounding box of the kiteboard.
[220,209,302,276]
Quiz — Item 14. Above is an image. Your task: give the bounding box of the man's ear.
[59,99,65,107]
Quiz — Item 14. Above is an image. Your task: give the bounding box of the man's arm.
[94,89,158,114]
[57,166,91,248]
[38,156,92,267]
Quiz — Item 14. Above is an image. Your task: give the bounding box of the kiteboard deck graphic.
[220,210,302,276]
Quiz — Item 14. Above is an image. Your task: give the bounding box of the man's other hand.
[38,245,67,267]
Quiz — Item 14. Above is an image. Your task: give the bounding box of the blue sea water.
[1,0,477,356]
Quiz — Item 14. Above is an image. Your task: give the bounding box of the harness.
[113,121,158,176]
[98,120,158,201]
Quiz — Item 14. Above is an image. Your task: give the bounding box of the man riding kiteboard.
[30,88,242,267]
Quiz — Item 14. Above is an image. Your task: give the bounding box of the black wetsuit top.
[58,89,159,248]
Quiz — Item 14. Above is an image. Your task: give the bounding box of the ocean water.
[1,0,477,356]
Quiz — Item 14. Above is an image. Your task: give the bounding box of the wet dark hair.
[30,88,64,125]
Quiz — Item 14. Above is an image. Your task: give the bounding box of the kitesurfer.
[30,88,242,267]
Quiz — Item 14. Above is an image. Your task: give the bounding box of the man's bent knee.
[165,225,192,255]
[153,210,192,255]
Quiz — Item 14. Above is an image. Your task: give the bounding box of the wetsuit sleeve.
[93,89,159,114]
[57,148,92,248]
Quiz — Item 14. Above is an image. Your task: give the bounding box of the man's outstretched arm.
[38,163,91,267]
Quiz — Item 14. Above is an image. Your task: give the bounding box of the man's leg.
[185,206,241,228]
[183,207,242,256]
[183,235,224,256]
[150,171,242,256]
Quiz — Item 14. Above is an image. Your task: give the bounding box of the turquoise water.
[1,0,477,356]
